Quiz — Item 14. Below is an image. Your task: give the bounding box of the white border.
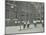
[0,0,46,35]
[0,0,5,35]
[6,0,44,2]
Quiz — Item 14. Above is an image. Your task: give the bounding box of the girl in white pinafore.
[27,20,30,28]
[22,21,26,29]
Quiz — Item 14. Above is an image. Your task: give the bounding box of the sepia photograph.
[5,0,44,35]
